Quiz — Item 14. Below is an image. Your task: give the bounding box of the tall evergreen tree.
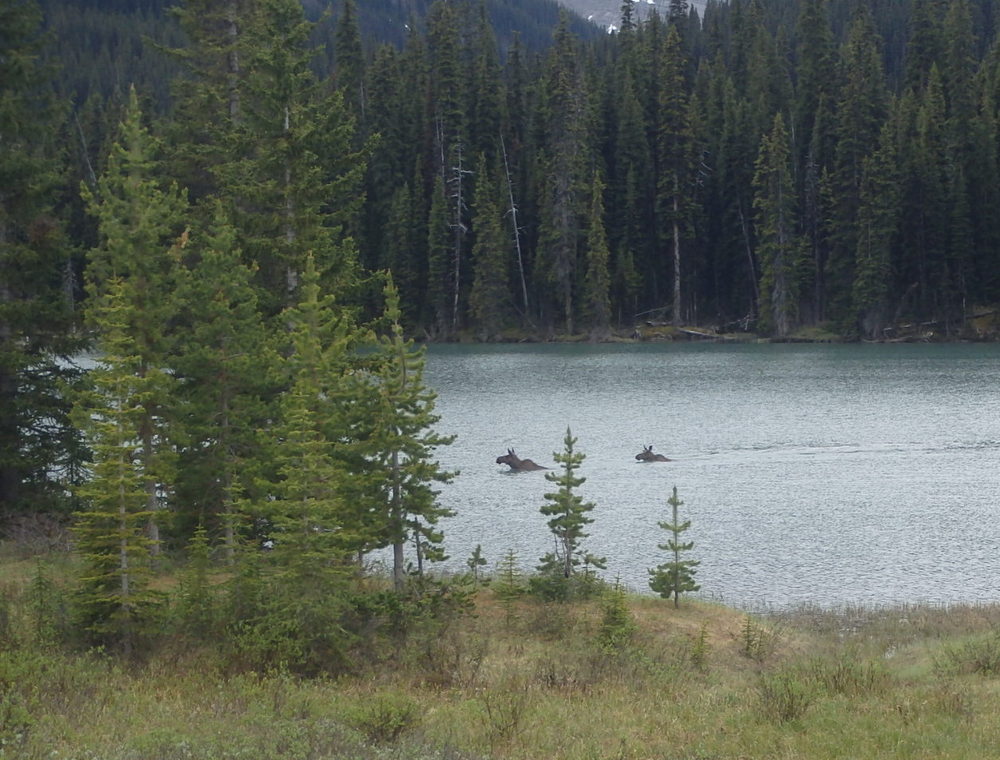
[82,87,188,553]
[71,278,165,655]
[656,25,696,326]
[753,112,804,338]
[826,8,888,328]
[537,13,589,334]
[213,0,366,311]
[334,0,366,122]
[359,278,457,590]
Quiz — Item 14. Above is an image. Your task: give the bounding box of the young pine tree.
[648,486,700,608]
[537,427,605,582]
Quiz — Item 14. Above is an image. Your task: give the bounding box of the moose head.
[635,445,671,462]
[496,448,548,471]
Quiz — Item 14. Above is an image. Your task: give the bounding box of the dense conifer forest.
[4,0,1000,669]
[32,0,1000,345]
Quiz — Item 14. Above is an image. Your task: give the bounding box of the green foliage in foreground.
[4,553,1000,759]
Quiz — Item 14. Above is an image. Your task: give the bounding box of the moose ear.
[508,448,514,455]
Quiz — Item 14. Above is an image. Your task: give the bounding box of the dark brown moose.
[496,448,548,472]
[635,445,671,462]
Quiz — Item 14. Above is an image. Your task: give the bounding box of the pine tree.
[213,0,366,311]
[537,13,589,334]
[753,113,804,338]
[426,175,452,335]
[165,0,253,203]
[648,486,699,608]
[358,277,457,590]
[427,0,468,336]
[241,254,364,673]
[538,427,604,581]
[656,25,695,326]
[82,86,188,553]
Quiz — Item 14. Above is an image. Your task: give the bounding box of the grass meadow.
[3,550,1000,759]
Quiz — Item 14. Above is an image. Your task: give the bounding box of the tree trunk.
[672,187,681,327]
[391,449,405,591]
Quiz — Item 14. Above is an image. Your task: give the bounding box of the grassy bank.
[4,553,1000,759]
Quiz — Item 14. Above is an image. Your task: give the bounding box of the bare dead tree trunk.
[500,133,530,317]
[672,185,681,327]
[738,199,760,314]
[391,448,405,591]
[449,142,470,335]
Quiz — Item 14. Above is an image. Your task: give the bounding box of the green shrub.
[346,692,423,745]
[597,585,637,653]
[936,631,1000,675]
[757,670,814,723]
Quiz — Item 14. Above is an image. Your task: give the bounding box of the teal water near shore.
[420,342,1000,608]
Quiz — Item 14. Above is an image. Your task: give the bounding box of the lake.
[419,342,1000,609]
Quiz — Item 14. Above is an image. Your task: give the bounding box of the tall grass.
[4,554,1000,759]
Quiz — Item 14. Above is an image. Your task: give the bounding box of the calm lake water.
[419,342,1000,609]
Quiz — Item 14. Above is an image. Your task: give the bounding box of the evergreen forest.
[5,0,1000,672]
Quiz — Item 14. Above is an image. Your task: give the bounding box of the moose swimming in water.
[496,448,549,472]
[635,445,672,462]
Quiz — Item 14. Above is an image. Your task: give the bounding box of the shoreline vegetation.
[439,307,1000,345]
[5,550,1000,759]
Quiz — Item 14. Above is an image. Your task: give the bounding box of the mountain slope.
[555,0,706,31]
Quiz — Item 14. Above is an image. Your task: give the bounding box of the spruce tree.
[334,0,366,122]
[241,254,364,673]
[648,486,700,608]
[826,8,888,328]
